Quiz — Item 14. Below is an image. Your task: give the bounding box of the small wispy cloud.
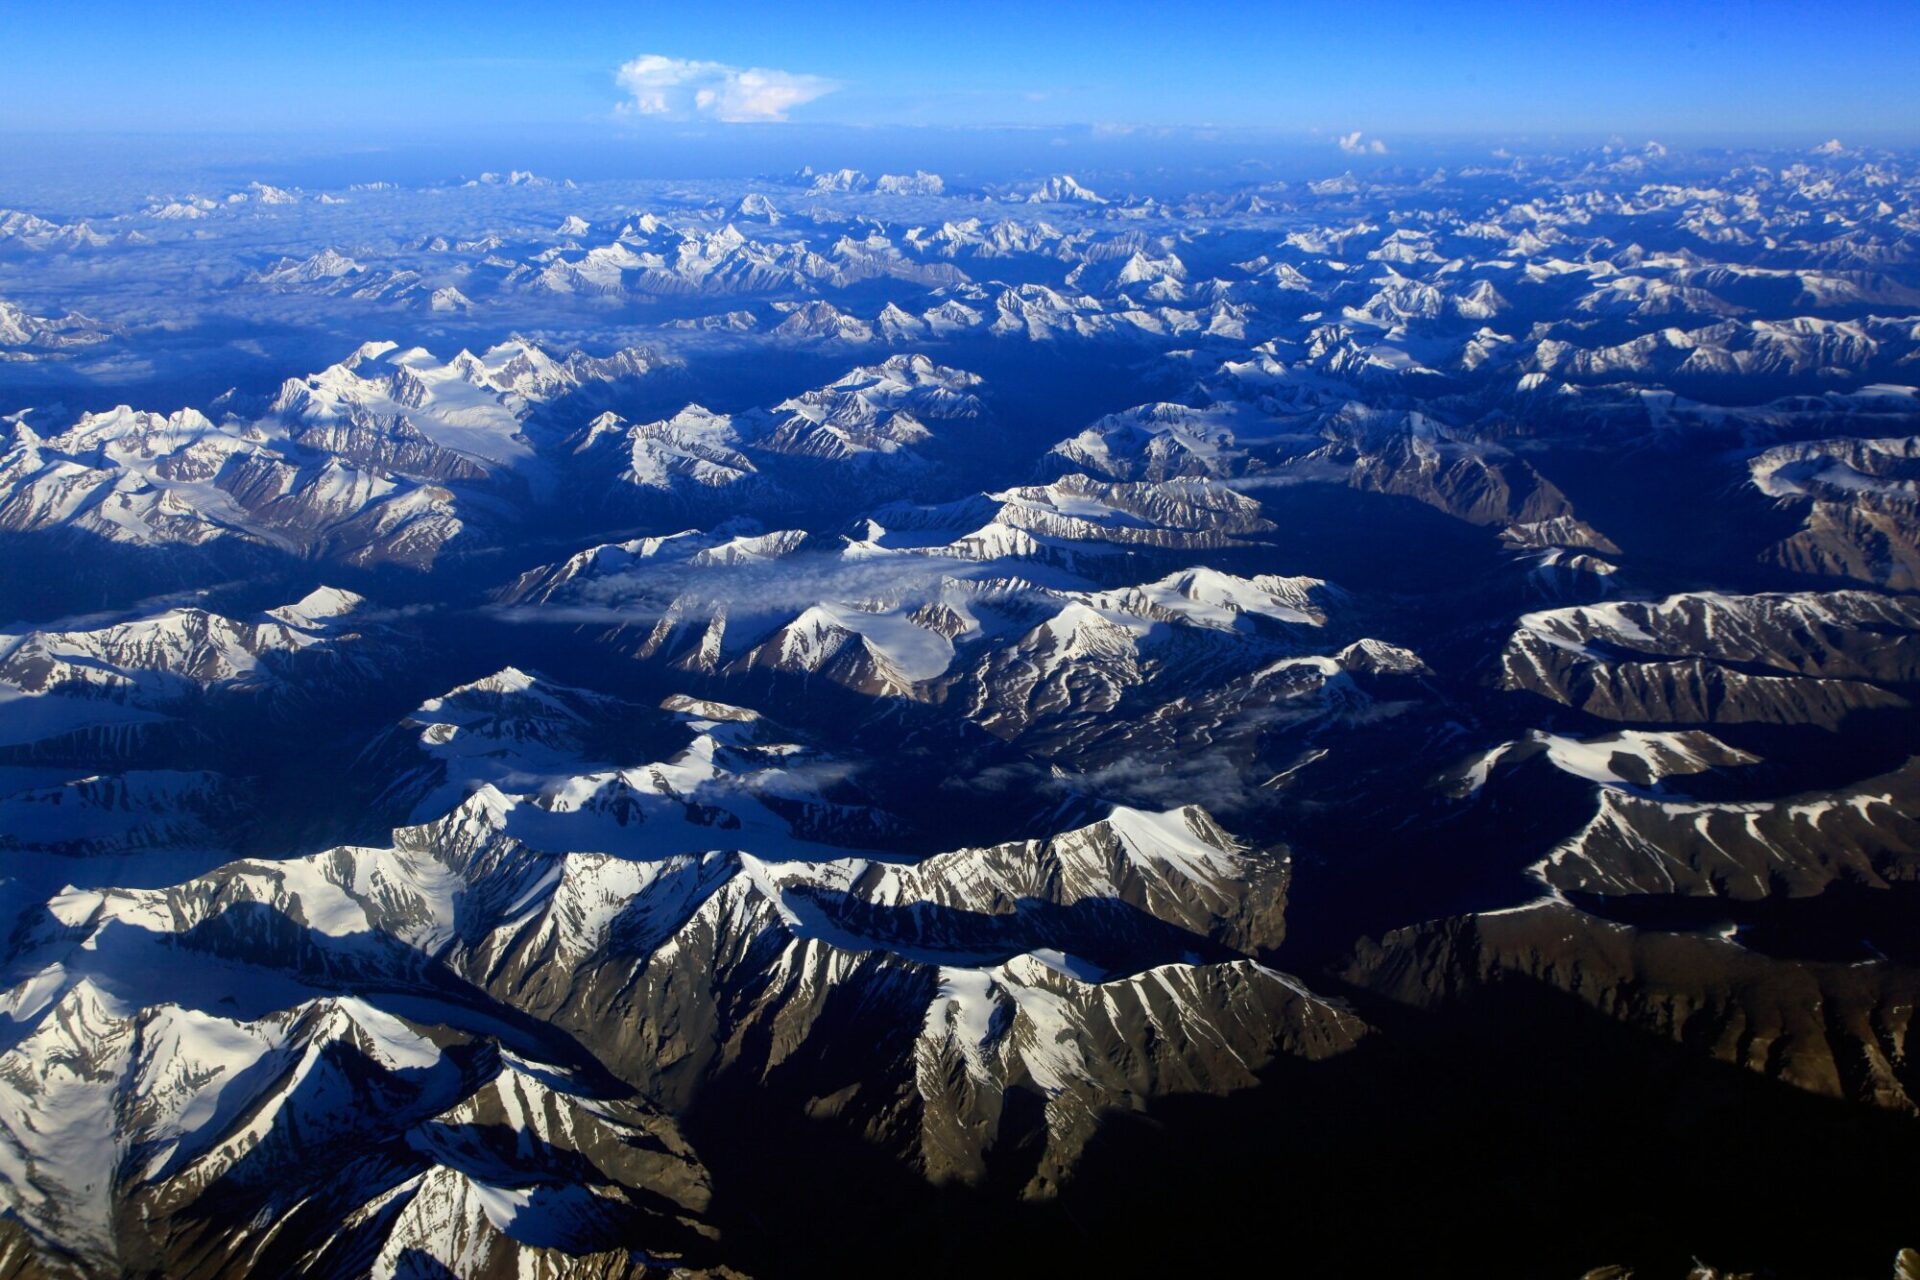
[615,54,840,123]
[1337,130,1388,155]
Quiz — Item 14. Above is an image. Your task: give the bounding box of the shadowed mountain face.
[1,142,1919,1279]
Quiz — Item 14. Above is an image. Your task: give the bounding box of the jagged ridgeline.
[0,145,1918,1278]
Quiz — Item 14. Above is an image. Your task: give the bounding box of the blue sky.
[2,0,1915,140]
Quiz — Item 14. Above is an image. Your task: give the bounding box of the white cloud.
[1337,131,1388,155]
[615,54,840,123]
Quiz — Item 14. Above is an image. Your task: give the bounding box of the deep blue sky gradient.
[1,0,1913,140]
